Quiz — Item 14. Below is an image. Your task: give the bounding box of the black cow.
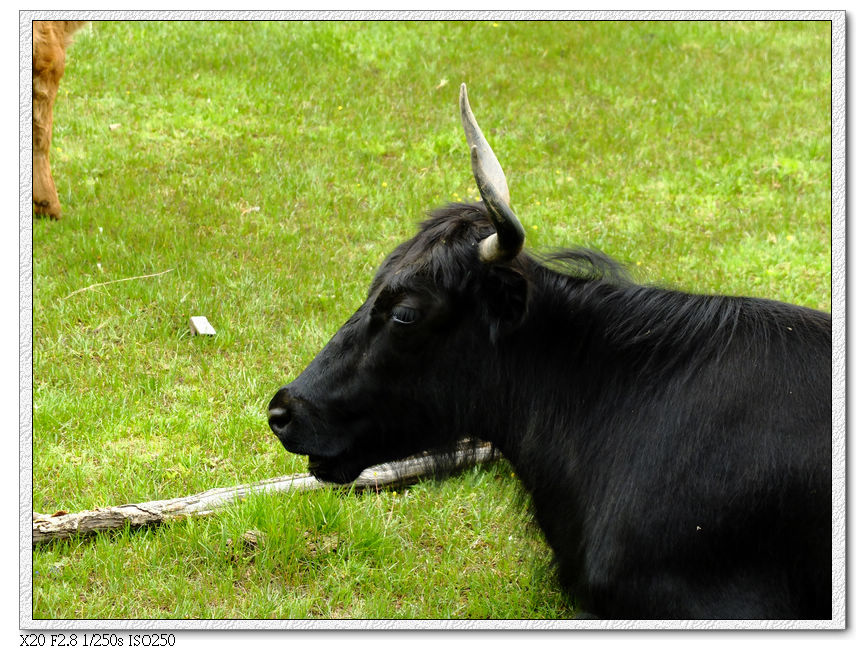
[269,84,832,619]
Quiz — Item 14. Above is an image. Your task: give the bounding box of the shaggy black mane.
[405,203,829,374]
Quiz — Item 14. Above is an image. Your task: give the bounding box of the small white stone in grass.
[189,316,216,336]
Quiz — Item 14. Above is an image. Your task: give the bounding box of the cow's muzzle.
[268,386,367,483]
[268,386,346,456]
[267,386,303,446]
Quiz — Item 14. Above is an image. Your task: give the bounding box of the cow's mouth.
[307,453,366,484]
[271,420,371,484]
[268,389,383,484]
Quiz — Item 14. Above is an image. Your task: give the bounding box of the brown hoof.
[33,198,62,220]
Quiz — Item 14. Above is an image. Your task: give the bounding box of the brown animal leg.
[32,21,86,219]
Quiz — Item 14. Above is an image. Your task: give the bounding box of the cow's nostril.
[268,404,294,436]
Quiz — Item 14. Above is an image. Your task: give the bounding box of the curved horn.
[459,83,525,263]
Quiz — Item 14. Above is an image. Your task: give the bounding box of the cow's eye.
[390,304,420,324]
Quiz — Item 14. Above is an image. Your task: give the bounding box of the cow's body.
[32,20,86,219]
[268,86,831,619]
[479,226,831,619]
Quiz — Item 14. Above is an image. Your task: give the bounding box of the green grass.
[34,464,568,619]
[32,20,831,619]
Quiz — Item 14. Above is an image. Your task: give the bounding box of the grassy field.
[31,20,831,620]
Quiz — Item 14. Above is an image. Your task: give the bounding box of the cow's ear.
[481,266,529,344]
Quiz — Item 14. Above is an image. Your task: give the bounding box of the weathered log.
[32,442,498,545]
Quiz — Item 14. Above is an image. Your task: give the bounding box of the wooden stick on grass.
[32,442,498,545]
[62,268,175,300]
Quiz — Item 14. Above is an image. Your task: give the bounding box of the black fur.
[269,202,831,619]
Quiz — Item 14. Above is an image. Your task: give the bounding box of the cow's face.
[269,84,528,482]
[268,206,529,483]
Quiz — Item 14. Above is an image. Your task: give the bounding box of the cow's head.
[268,85,529,483]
